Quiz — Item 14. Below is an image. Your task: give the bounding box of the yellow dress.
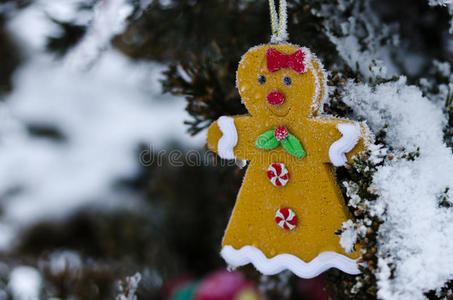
[207,44,370,278]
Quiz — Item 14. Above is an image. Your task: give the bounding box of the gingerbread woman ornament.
[207,44,370,278]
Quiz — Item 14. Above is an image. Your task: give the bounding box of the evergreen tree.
[0,0,452,299]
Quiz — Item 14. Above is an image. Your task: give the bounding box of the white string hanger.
[269,0,289,43]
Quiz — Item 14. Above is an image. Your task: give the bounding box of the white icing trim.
[329,123,360,167]
[217,116,238,160]
[221,245,360,278]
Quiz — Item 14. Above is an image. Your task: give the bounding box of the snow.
[8,266,42,300]
[0,52,198,226]
[0,0,203,250]
[339,217,365,254]
[342,78,453,300]
[48,250,82,275]
[426,61,453,114]
[326,31,388,80]
[117,273,141,300]
[313,1,453,297]
[429,0,453,33]
[315,2,398,80]
[66,0,133,69]
[433,60,451,77]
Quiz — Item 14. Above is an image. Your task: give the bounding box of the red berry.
[266,90,285,106]
[274,126,288,141]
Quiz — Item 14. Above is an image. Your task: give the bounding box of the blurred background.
[0,0,451,299]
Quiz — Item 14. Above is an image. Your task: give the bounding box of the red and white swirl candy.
[267,163,290,187]
[275,208,297,230]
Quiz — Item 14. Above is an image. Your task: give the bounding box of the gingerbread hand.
[207,115,255,161]
[329,123,361,166]
[214,116,238,159]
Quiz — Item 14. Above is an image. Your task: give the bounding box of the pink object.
[266,48,306,73]
[274,126,289,141]
[275,207,297,230]
[194,271,251,300]
[266,90,285,106]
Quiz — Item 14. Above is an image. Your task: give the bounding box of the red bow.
[266,48,306,74]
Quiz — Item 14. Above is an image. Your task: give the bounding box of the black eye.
[283,76,292,86]
[258,75,266,85]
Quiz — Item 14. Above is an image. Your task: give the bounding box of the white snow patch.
[327,32,388,80]
[66,0,133,69]
[0,50,203,229]
[318,3,400,80]
[0,1,203,250]
[8,266,42,300]
[49,250,82,275]
[343,77,453,300]
[117,272,141,300]
[433,60,451,77]
[340,219,366,253]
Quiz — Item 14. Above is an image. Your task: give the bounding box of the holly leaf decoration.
[281,133,306,158]
[256,130,280,150]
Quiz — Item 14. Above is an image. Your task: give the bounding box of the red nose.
[266,90,285,106]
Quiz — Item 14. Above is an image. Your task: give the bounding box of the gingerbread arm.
[309,118,371,166]
[207,115,255,161]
